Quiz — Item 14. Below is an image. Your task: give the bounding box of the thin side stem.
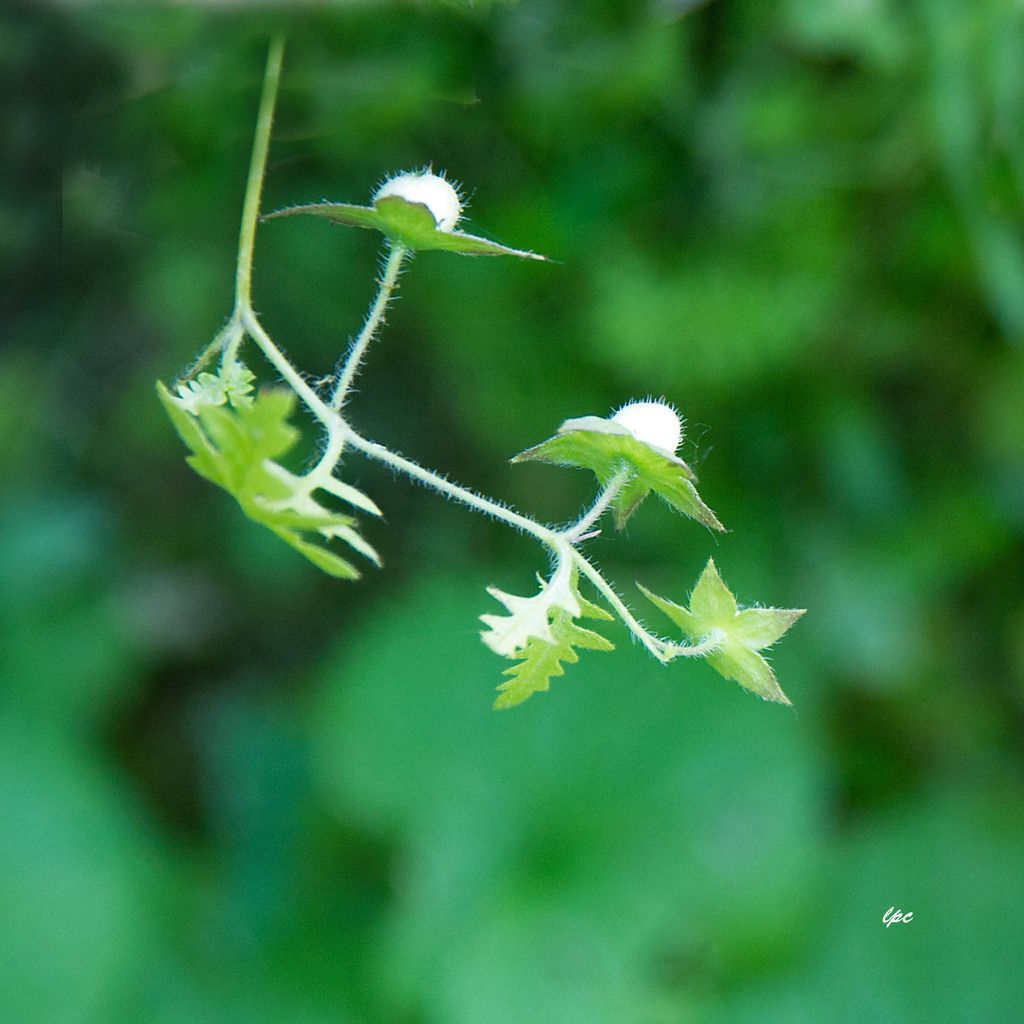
[342,428,710,660]
[331,244,407,410]
[574,553,722,660]
[235,34,285,312]
[220,321,245,368]
[665,632,725,658]
[243,310,337,429]
[180,320,236,382]
[572,554,670,660]
[562,469,629,543]
[197,34,716,674]
[343,428,560,548]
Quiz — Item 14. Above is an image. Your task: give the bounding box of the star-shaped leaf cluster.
[482,563,614,709]
[157,380,380,579]
[639,559,804,704]
[263,195,545,260]
[512,415,723,531]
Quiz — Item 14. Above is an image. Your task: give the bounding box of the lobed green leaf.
[263,195,546,260]
[494,609,614,710]
[483,562,614,709]
[513,415,724,531]
[157,381,379,579]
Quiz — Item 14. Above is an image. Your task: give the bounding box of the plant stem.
[562,469,629,543]
[341,428,703,660]
[571,554,670,659]
[235,34,285,314]
[666,632,725,658]
[331,244,407,410]
[220,321,245,369]
[243,310,338,429]
[308,424,347,480]
[342,427,561,548]
[205,33,716,672]
[180,320,236,382]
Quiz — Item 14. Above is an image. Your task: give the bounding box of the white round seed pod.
[374,171,462,231]
[611,399,683,454]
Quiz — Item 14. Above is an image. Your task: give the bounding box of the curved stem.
[331,243,407,410]
[180,320,236,382]
[342,427,561,548]
[562,469,629,543]
[235,34,285,313]
[185,33,717,675]
[570,553,722,661]
[338,426,711,661]
[571,553,669,660]
[665,632,725,658]
[308,423,347,480]
[243,310,337,429]
[219,321,246,369]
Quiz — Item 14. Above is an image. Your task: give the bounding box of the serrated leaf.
[175,362,255,414]
[480,558,582,657]
[639,559,805,705]
[494,610,614,710]
[157,381,379,579]
[482,561,614,708]
[576,589,615,622]
[263,196,546,260]
[512,415,723,532]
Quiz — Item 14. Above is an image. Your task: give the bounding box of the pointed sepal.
[263,196,546,260]
[512,415,723,531]
[639,559,804,704]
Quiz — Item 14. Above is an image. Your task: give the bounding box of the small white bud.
[374,170,462,231]
[611,399,683,454]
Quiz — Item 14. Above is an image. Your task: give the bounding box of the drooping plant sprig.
[160,37,804,709]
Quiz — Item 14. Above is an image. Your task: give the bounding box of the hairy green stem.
[206,34,713,669]
[220,321,246,369]
[331,244,407,410]
[572,554,670,659]
[235,34,284,313]
[342,427,561,547]
[181,35,284,384]
[666,632,725,658]
[181,320,236,382]
[243,310,337,429]
[338,433,687,660]
[562,469,629,543]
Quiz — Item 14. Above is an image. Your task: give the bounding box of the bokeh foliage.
[5,0,1024,1021]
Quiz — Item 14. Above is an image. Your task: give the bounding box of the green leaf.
[482,558,584,657]
[513,415,724,531]
[174,361,255,414]
[639,559,805,705]
[689,558,738,623]
[157,381,379,579]
[263,195,546,260]
[482,560,614,709]
[494,609,614,710]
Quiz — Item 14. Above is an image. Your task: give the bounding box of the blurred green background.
[6,0,1024,1021]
